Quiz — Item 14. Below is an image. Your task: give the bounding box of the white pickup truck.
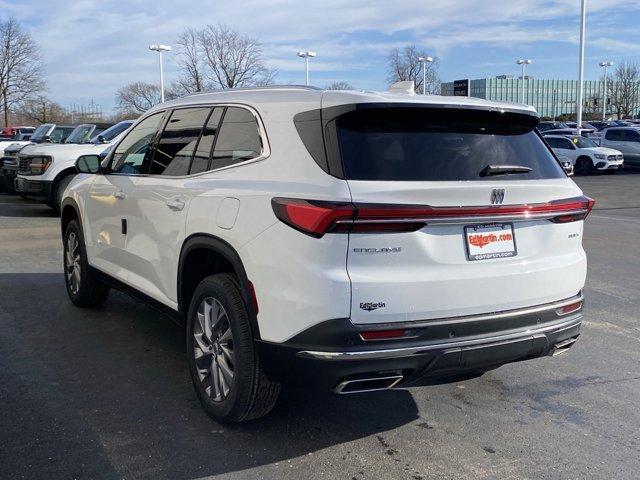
[13,120,133,212]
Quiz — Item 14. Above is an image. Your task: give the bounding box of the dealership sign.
[453,79,469,96]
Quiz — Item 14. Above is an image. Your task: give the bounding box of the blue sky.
[3,0,640,113]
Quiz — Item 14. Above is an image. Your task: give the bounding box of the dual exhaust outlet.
[334,374,404,394]
[333,336,578,393]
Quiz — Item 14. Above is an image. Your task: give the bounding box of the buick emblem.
[490,189,505,205]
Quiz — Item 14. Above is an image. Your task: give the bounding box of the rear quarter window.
[333,107,564,181]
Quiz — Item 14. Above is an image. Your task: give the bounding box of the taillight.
[271,198,355,237]
[548,196,595,223]
[272,195,596,238]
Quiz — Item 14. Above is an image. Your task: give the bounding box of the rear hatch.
[330,105,590,324]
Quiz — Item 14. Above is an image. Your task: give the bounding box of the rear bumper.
[15,176,51,200]
[257,294,583,392]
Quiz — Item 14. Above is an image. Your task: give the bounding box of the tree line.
[1,16,639,126]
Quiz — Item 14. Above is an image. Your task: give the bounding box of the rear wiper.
[480,164,532,177]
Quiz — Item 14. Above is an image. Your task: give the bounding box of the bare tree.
[18,95,65,124]
[197,24,277,89]
[607,60,640,119]
[115,82,162,115]
[174,27,207,95]
[387,46,441,94]
[325,81,354,90]
[0,18,45,126]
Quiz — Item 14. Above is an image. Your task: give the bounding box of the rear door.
[329,106,589,324]
[124,106,215,306]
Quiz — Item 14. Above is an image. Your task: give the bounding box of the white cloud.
[3,0,639,111]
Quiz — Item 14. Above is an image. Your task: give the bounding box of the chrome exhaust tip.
[550,337,578,357]
[334,374,403,394]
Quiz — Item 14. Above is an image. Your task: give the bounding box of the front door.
[84,112,165,283]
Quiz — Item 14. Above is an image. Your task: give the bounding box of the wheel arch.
[60,197,82,239]
[178,234,261,339]
[50,167,77,202]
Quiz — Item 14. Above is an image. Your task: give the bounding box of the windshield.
[30,124,54,142]
[573,136,598,148]
[334,107,565,181]
[65,124,95,144]
[90,121,133,143]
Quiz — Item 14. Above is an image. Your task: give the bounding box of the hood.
[18,142,106,157]
[581,147,623,155]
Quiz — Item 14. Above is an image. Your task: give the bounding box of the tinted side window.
[190,108,223,175]
[150,107,211,176]
[110,113,164,174]
[545,138,562,149]
[211,107,262,170]
[628,130,640,141]
[605,130,622,141]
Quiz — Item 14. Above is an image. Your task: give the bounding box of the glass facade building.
[441,77,633,119]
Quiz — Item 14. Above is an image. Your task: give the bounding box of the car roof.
[148,85,538,118]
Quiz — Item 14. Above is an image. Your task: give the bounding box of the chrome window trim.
[108,103,270,179]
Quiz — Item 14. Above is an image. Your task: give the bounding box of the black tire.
[63,219,110,307]
[187,274,280,423]
[51,174,74,216]
[575,157,594,175]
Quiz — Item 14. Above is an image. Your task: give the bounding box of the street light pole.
[599,61,613,121]
[516,59,532,104]
[575,0,587,133]
[417,56,434,94]
[297,51,317,86]
[149,44,172,103]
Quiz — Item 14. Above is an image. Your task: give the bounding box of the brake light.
[271,195,596,238]
[271,198,355,237]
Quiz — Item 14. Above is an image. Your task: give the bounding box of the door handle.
[114,191,126,200]
[166,199,185,211]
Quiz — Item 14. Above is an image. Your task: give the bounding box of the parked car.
[61,85,592,423]
[0,123,76,158]
[555,152,574,175]
[63,123,115,144]
[538,121,569,132]
[0,126,35,141]
[544,134,623,174]
[599,127,640,167]
[586,121,612,131]
[542,128,596,138]
[13,120,133,212]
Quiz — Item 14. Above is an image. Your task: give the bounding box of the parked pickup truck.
[13,120,133,212]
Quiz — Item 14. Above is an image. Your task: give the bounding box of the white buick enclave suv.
[61,85,593,423]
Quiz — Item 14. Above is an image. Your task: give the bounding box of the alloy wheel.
[193,297,235,402]
[65,232,81,295]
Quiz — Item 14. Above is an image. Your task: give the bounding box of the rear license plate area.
[464,223,517,261]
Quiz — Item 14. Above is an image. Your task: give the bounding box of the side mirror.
[97,135,106,143]
[44,135,52,143]
[75,154,101,174]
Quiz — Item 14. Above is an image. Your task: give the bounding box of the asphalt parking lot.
[1,171,639,480]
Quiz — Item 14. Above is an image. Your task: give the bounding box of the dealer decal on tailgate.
[464,223,517,261]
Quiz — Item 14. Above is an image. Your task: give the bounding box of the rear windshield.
[334,108,565,181]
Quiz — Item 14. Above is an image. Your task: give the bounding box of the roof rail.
[182,85,323,99]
